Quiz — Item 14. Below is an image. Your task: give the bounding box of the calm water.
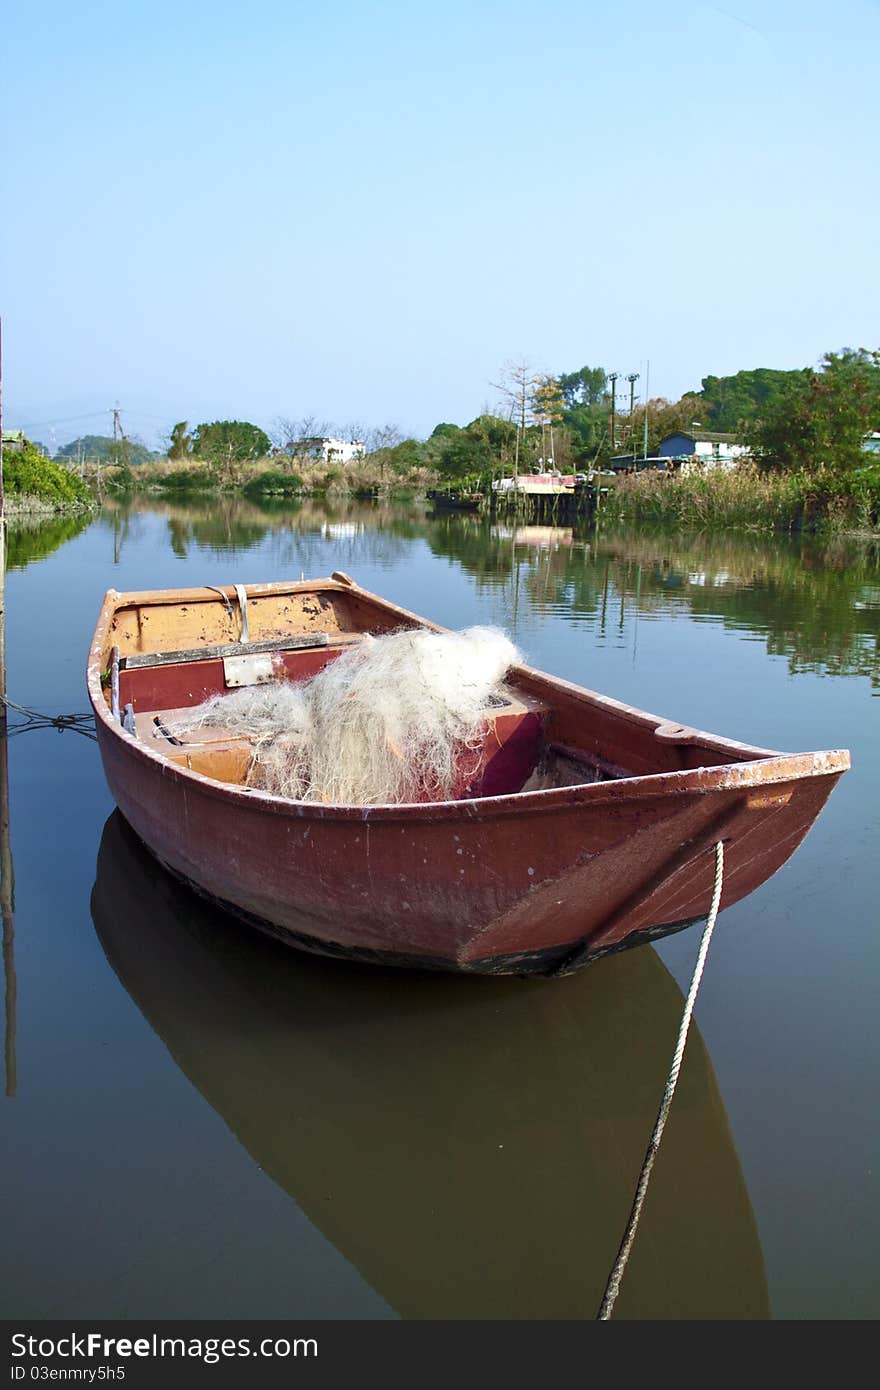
[1,496,877,1320]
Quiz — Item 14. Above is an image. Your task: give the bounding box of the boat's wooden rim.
[87,577,851,822]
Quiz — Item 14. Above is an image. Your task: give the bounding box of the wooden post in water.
[0,317,17,1097]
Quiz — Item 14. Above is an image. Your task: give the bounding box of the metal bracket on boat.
[223,653,277,688]
[331,571,355,587]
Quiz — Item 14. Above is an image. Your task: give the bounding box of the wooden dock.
[490,472,616,523]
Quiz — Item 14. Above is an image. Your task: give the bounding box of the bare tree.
[270,415,333,470]
[269,417,297,452]
[492,359,538,479]
[364,423,405,454]
[339,420,368,452]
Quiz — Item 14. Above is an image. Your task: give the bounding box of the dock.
[490,471,616,523]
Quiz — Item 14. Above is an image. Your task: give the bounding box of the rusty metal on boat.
[86,573,850,976]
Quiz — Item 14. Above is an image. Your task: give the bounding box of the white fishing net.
[168,625,521,805]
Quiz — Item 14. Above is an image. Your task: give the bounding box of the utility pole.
[608,373,619,451]
[111,401,129,474]
[643,360,650,460]
[626,373,639,455]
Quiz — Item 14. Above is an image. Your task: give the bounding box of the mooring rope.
[0,695,97,742]
[597,838,725,1320]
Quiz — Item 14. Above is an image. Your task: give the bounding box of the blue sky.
[2,0,878,450]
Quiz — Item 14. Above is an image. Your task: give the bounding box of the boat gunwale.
[87,578,851,824]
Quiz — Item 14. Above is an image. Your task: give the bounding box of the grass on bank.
[91,453,880,536]
[100,455,439,498]
[603,463,880,534]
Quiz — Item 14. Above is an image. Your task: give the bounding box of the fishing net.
[168,625,521,805]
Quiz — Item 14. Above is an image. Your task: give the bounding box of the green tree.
[557,366,607,409]
[191,420,270,463]
[428,415,518,479]
[168,421,193,460]
[747,349,880,472]
[697,368,805,432]
[555,366,610,464]
[387,439,424,475]
[437,432,494,479]
[464,414,517,453]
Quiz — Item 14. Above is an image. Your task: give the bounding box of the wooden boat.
[87,572,850,977]
[92,810,770,1319]
[426,488,484,512]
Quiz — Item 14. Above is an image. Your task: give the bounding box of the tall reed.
[603,464,880,534]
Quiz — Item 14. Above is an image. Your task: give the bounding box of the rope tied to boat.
[596,838,725,1321]
[206,585,249,642]
[0,695,97,742]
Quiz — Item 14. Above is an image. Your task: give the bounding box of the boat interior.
[100,583,775,800]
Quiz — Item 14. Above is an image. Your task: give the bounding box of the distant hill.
[55,434,160,465]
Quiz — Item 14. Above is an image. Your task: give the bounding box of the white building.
[298,437,366,464]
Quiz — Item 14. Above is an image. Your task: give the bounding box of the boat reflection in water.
[92,813,768,1320]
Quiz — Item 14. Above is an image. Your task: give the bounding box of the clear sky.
[2,0,878,450]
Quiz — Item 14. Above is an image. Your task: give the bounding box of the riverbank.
[97,454,434,502]
[90,456,880,537]
[4,494,98,517]
[2,442,97,515]
[600,464,880,534]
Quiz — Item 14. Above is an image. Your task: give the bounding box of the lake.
[1,496,877,1320]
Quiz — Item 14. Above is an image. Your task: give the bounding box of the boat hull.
[89,576,849,976]
[95,715,844,976]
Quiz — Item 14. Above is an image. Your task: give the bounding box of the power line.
[15,409,113,430]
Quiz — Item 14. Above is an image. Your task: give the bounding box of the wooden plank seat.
[118,632,334,670]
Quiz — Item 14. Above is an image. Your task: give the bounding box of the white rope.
[234,584,249,643]
[597,839,725,1320]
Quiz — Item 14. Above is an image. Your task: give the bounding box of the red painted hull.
[88,577,849,976]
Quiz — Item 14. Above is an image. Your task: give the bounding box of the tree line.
[46,346,880,485]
